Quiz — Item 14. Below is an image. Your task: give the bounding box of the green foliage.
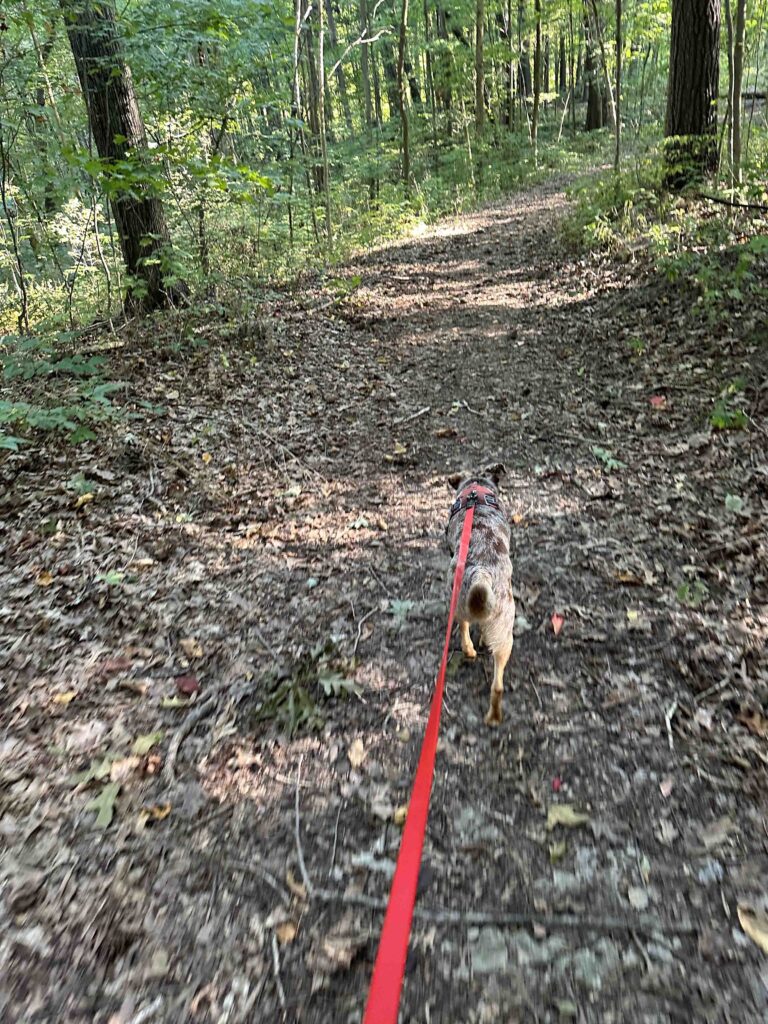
[710,380,749,431]
[591,446,626,472]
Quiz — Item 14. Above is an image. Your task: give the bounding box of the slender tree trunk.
[587,0,616,128]
[318,0,333,241]
[60,0,185,311]
[664,0,720,182]
[325,0,353,129]
[732,0,746,183]
[569,1,576,133]
[475,0,485,130]
[725,0,735,173]
[584,9,603,130]
[614,0,621,170]
[532,0,541,163]
[559,33,567,92]
[397,0,411,185]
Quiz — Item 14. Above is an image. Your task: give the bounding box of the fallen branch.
[270,933,288,1020]
[392,405,430,426]
[353,607,379,656]
[698,192,768,213]
[311,887,698,935]
[295,755,313,896]
[163,688,223,784]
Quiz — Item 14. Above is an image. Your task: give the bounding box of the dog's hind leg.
[485,636,512,727]
[460,621,477,659]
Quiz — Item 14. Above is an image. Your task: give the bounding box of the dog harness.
[449,481,499,520]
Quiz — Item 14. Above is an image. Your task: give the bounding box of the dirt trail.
[2,181,767,1024]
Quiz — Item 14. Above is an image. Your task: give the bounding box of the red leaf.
[552,776,562,793]
[551,613,565,636]
[649,395,667,409]
[175,674,200,696]
[99,657,133,676]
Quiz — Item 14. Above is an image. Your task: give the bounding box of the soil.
[2,180,768,1024]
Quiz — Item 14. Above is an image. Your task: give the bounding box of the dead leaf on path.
[659,777,674,799]
[551,613,564,637]
[286,868,308,901]
[201,452,213,464]
[737,904,768,955]
[175,674,200,696]
[99,657,133,676]
[347,738,365,768]
[52,691,77,705]
[394,804,408,827]
[649,395,667,409]
[35,570,54,587]
[75,492,95,508]
[109,756,141,783]
[435,426,457,438]
[275,920,297,945]
[546,804,590,831]
[737,709,768,738]
[699,815,735,851]
[306,913,367,974]
[180,637,204,659]
[136,803,172,829]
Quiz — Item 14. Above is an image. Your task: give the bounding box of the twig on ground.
[698,192,768,212]
[392,405,430,426]
[270,933,288,1020]
[353,607,379,657]
[665,699,679,752]
[328,800,344,877]
[227,859,291,906]
[311,887,698,935]
[127,996,164,1024]
[163,688,223,783]
[295,755,313,896]
[369,566,394,599]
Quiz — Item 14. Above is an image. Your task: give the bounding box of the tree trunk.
[584,10,603,130]
[532,0,541,162]
[664,0,720,182]
[614,0,621,171]
[559,33,567,92]
[325,0,353,129]
[732,0,746,183]
[475,0,485,130]
[397,0,411,186]
[61,0,184,312]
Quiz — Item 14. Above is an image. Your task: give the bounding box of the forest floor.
[2,179,768,1024]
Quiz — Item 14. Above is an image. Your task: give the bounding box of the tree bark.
[664,0,720,182]
[475,0,485,130]
[532,0,541,162]
[397,0,411,185]
[732,0,746,183]
[615,0,621,171]
[60,0,185,312]
[584,9,602,130]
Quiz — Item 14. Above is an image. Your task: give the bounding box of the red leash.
[363,501,476,1024]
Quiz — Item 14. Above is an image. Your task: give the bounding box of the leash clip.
[465,489,479,508]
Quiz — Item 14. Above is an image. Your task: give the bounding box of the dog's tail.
[465,571,495,620]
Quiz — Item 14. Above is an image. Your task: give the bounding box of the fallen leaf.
[551,612,565,636]
[36,570,54,587]
[347,738,365,768]
[87,782,120,828]
[549,839,567,864]
[275,921,297,945]
[52,691,77,705]
[737,709,768,738]
[659,777,674,799]
[551,776,562,793]
[306,913,367,974]
[555,999,578,1020]
[202,452,213,464]
[435,426,457,438]
[175,674,200,696]
[286,868,308,900]
[394,804,408,827]
[649,395,667,409]
[546,804,590,831]
[161,695,192,709]
[180,637,204,659]
[699,815,735,851]
[109,756,141,783]
[737,904,768,955]
[137,803,172,829]
[132,731,163,755]
[627,886,650,911]
[75,492,95,508]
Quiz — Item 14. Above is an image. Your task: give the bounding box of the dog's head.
[447,463,505,493]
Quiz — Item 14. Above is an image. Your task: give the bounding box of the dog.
[446,467,515,726]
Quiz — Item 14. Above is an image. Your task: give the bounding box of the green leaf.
[87,782,120,828]
[318,670,362,699]
[724,494,744,513]
[132,731,164,755]
[388,599,415,625]
[546,804,590,831]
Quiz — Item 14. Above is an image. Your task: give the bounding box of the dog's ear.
[483,463,506,487]
[447,471,463,490]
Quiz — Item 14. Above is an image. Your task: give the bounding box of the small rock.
[696,858,724,886]
[470,927,508,974]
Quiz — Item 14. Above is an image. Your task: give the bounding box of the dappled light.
[2,2,768,1023]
